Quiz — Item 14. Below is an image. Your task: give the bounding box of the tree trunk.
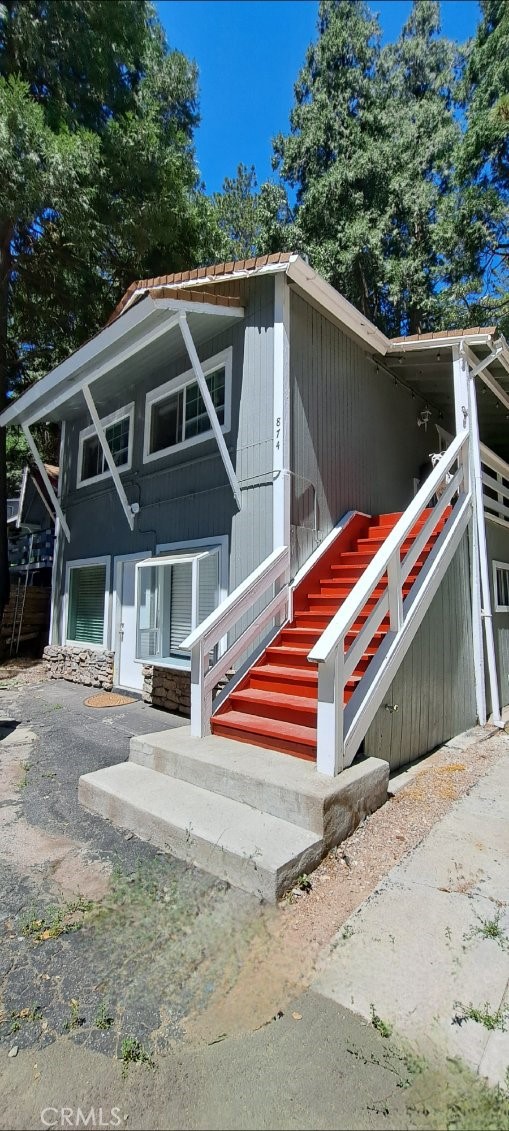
[0,220,13,619]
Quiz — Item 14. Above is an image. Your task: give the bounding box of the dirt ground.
[0,663,508,1129]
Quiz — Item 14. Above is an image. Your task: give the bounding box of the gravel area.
[276,725,506,951]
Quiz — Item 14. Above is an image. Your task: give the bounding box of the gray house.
[3,253,509,898]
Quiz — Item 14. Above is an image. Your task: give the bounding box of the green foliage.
[450,0,509,332]
[273,0,471,335]
[120,1035,154,1077]
[0,0,204,494]
[209,163,291,260]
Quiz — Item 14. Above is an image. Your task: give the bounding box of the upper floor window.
[493,560,509,613]
[77,403,134,488]
[143,348,232,464]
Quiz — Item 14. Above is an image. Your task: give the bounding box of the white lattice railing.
[182,545,290,737]
[480,442,509,527]
[309,430,472,775]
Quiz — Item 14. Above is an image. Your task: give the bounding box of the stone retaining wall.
[142,665,191,715]
[43,645,114,689]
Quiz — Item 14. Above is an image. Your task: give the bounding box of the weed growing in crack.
[453,1001,509,1031]
[120,1036,154,1078]
[20,897,95,941]
[370,1004,393,1039]
[463,912,509,952]
[64,999,85,1031]
[95,1002,114,1031]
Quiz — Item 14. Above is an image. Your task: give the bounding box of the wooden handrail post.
[387,554,404,632]
[316,644,345,776]
[190,640,211,737]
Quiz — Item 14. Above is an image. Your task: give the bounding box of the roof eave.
[388,333,496,353]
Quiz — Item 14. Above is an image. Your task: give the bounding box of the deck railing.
[8,530,54,570]
[182,545,290,737]
[480,442,509,527]
[308,431,472,775]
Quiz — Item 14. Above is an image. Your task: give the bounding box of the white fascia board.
[1,296,244,430]
[127,295,245,321]
[0,297,165,429]
[388,334,495,353]
[286,257,390,356]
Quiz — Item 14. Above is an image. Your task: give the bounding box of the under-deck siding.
[53,276,274,638]
[290,291,436,571]
[364,532,476,771]
[486,518,509,711]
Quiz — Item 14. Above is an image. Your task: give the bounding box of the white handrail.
[309,430,469,665]
[480,442,509,526]
[309,430,470,776]
[183,545,290,737]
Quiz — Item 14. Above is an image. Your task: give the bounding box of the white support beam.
[82,385,137,531]
[452,346,485,725]
[462,341,509,414]
[178,312,242,510]
[462,344,502,726]
[273,272,291,553]
[22,424,70,542]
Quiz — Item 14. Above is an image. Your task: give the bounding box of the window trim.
[133,536,228,669]
[77,402,134,489]
[493,559,509,613]
[143,348,232,465]
[63,555,111,650]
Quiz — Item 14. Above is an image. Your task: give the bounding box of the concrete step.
[79,761,323,902]
[129,725,388,839]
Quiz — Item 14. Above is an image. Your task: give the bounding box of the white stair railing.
[480,442,509,527]
[309,431,472,776]
[182,546,290,737]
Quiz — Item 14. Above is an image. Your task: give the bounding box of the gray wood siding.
[290,291,436,570]
[364,532,476,770]
[54,276,274,635]
[486,518,509,710]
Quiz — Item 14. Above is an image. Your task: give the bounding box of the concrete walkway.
[315,751,509,1087]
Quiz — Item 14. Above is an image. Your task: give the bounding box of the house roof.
[109,253,293,323]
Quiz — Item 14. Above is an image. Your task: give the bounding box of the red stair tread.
[213,505,445,761]
[211,710,317,760]
[230,687,317,713]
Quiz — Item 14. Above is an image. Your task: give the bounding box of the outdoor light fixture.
[417,406,432,431]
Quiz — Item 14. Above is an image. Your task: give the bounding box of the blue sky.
[157,1,481,193]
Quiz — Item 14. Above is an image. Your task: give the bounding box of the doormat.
[84,692,137,709]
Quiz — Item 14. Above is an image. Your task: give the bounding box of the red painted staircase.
[211,510,448,761]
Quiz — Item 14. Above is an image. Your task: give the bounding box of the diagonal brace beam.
[178,312,241,510]
[22,424,71,541]
[82,385,136,531]
[461,341,509,414]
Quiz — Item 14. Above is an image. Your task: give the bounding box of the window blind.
[169,562,193,654]
[68,565,106,645]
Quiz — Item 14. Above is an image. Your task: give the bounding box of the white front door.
[114,554,146,691]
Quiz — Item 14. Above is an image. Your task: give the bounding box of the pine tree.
[273,0,388,323]
[379,0,462,334]
[450,0,509,329]
[209,163,291,260]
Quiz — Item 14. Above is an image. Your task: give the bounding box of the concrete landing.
[79,726,389,900]
[314,752,509,1086]
[79,761,323,902]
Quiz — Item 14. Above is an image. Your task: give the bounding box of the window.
[77,403,134,487]
[66,558,109,647]
[493,561,509,612]
[135,547,221,666]
[144,348,231,463]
